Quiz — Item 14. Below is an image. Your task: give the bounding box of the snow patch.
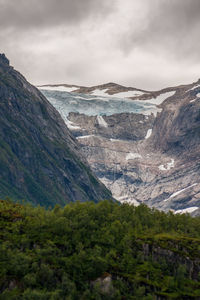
[164,183,197,202]
[145,129,152,139]
[142,91,175,105]
[65,119,81,130]
[91,89,145,98]
[175,207,199,214]
[142,107,162,117]
[97,115,108,127]
[91,89,111,97]
[159,159,174,171]
[190,94,200,102]
[77,135,95,139]
[111,90,145,98]
[126,153,142,160]
[39,86,78,92]
[110,138,122,142]
[189,84,200,91]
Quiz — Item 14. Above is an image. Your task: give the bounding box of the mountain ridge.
[38,79,200,97]
[38,82,149,95]
[0,53,112,206]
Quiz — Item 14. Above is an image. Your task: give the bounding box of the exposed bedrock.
[42,79,200,214]
[67,84,200,214]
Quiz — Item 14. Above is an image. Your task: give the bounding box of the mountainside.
[0,54,112,206]
[39,80,200,214]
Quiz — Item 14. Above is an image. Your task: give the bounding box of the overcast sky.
[1,0,200,90]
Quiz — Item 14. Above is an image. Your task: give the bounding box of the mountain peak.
[0,53,9,66]
[102,82,120,87]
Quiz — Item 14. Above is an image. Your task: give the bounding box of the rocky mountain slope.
[39,80,200,214]
[0,54,112,207]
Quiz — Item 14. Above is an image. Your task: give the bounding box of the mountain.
[0,54,112,206]
[38,82,148,96]
[39,80,200,214]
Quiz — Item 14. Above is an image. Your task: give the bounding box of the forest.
[0,199,200,299]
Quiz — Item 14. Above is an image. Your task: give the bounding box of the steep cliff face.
[151,81,200,155]
[40,80,200,214]
[0,54,112,206]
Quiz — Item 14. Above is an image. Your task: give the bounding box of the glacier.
[41,89,161,119]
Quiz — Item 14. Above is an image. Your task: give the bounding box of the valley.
[40,81,200,215]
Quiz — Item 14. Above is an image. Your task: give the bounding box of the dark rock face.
[142,242,200,281]
[0,54,9,66]
[151,85,200,156]
[0,55,112,206]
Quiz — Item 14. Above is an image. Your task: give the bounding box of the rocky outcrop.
[142,241,200,281]
[91,273,114,295]
[0,54,9,65]
[0,54,112,206]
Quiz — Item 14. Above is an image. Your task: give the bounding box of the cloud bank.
[1,0,200,90]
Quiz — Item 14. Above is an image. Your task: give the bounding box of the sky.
[1,0,200,90]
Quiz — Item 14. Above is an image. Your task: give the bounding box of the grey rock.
[91,273,114,295]
[59,80,200,214]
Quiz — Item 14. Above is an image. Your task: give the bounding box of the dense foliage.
[0,199,200,299]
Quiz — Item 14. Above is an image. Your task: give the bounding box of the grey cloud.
[0,0,113,30]
[1,0,199,90]
[121,0,200,61]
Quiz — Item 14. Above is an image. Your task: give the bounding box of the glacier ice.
[41,89,161,118]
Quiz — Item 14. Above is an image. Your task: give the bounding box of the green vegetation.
[0,199,200,299]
